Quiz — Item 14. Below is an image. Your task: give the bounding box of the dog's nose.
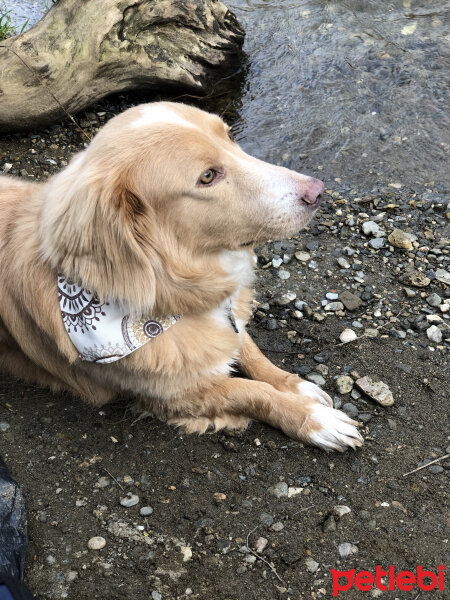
[301,178,324,205]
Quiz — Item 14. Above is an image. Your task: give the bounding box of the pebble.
[322,515,337,532]
[429,465,444,474]
[326,292,339,300]
[340,329,357,343]
[272,257,283,268]
[387,229,414,249]
[120,493,140,508]
[254,537,268,553]
[278,270,290,280]
[325,301,344,311]
[333,505,351,518]
[268,481,289,498]
[340,290,362,311]
[342,403,358,418]
[403,287,416,298]
[295,251,311,262]
[369,237,385,249]
[426,325,442,343]
[305,557,319,573]
[426,293,442,307]
[306,373,326,386]
[151,592,162,600]
[259,512,274,526]
[398,266,430,287]
[355,376,394,406]
[338,542,359,558]
[140,506,154,516]
[435,268,450,286]
[0,422,10,432]
[95,476,110,488]
[362,221,384,237]
[313,351,329,363]
[335,375,354,394]
[337,257,351,269]
[87,536,106,550]
[271,521,284,532]
[265,318,278,330]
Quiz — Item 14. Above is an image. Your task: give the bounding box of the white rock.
[435,269,450,286]
[87,536,106,550]
[426,325,442,343]
[305,557,319,573]
[278,270,290,280]
[288,487,303,498]
[254,537,268,553]
[272,257,283,268]
[181,546,192,562]
[338,542,359,558]
[333,505,351,518]
[362,221,385,237]
[120,493,140,507]
[340,329,357,344]
[295,251,311,262]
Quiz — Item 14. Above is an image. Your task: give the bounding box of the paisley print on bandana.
[58,275,180,364]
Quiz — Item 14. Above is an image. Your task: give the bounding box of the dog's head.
[40,102,323,315]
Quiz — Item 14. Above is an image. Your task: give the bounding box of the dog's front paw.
[305,404,363,452]
[297,380,333,408]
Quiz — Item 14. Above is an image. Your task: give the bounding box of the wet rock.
[335,375,354,394]
[388,229,414,249]
[87,536,106,550]
[355,376,394,406]
[268,481,289,498]
[338,542,358,558]
[426,325,442,343]
[398,266,430,287]
[340,290,362,311]
[340,329,357,343]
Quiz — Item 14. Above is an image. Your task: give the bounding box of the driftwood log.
[0,0,244,132]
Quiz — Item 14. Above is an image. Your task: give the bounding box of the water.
[225,0,450,192]
[5,0,450,193]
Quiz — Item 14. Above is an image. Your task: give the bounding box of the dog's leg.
[168,377,362,451]
[238,331,333,407]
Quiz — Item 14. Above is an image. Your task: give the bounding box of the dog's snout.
[300,178,324,205]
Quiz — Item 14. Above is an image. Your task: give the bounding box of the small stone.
[275,292,297,306]
[181,546,193,561]
[426,293,442,307]
[403,287,416,298]
[388,229,414,249]
[66,571,78,582]
[362,221,384,237]
[151,592,162,600]
[325,301,344,312]
[369,237,385,249]
[355,376,394,406]
[140,506,154,516]
[271,521,284,532]
[426,325,442,343]
[259,512,274,526]
[326,292,339,300]
[306,373,326,386]
[313,351,329,363]
[337,257,351,269]
[359,413,372,423]
[322,515,337,532]
[342,403,358,418]
[265,318,278,330]
[306,241,319,251]
[305,557,319,573]
[268,482,289,498]
[272,257,283,268]
[364,328,379,338]
[398,266,430,288]
[278,270,290,280]
[340,290,362,311]
[87,536,106,551]
[338,542,359,558]
[120,493,140,508]
[429,465,444,474]
[335,375,354,394]
[295,251,311,262]
[288,487,303,498]
[435,268,450,286]
[333,505,351,519]
[254,537,268,553]
[340,329,357,343]
[0,422,10,432]
[95,477,110,489]
[214,492,227,502]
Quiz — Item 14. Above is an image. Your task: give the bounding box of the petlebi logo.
[331,564,445,597]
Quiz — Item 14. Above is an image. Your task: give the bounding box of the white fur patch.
[220,249,254,289]
[297,381,333,407]
[308,404,363,452]
[130,105,196,130]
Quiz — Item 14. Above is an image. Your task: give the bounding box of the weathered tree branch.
[0,0,244,132]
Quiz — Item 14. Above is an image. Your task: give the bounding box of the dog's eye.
[199,169,216,185]
[227,130,234,142]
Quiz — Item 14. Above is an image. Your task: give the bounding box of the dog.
[0,102,362,452]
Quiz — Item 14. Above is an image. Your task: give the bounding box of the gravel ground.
[0,99,449,599]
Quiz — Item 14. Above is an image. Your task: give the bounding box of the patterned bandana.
[58,275,181,364]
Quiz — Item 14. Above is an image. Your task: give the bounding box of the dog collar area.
[57,275,181,364]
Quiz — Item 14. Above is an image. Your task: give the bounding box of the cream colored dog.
[0,102,362,452]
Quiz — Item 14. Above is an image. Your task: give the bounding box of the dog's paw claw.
[306,404,363,452]
[297,380,333,408]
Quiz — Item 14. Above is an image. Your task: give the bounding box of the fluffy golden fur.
[0,102,362,451]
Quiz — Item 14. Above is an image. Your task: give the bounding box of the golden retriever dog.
[0,102,362,452]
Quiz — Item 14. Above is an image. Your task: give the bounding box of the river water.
[5,0,450,193]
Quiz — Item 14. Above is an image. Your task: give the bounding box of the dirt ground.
[0,97,449,599]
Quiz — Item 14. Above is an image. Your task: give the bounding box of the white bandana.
[58,275,180,364]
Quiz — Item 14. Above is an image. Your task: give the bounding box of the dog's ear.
[40,153,159,313]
